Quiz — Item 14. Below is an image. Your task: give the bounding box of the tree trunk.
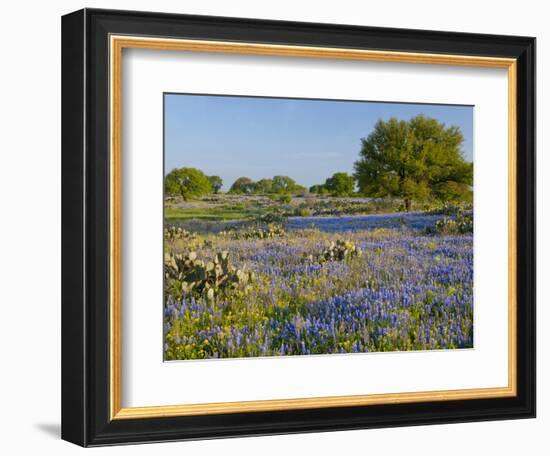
[404,198,411,212]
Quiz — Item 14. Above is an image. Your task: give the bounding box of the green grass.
[165,206,260,221]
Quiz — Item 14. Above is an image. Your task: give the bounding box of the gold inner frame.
[109,35,517,420]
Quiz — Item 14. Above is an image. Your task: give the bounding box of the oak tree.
[354,115,472,211]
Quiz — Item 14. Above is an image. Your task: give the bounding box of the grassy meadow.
[163,194,473,360]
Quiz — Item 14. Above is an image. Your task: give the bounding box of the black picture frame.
[62,8,536,447]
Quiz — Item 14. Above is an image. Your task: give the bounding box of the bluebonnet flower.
[164,213,473,359]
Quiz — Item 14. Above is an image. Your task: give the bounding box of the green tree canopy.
[208,175,223,194]
[309,184,328,195]
[165,167,212,200]
[353,115,473,210]
[229,177,255,194]
[254,178,274,194]
[272,175,301,194]
[324,172,355,197]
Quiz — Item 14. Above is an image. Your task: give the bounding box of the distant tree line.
[229,175,306,195]
[309,172,355,197]
[165,115,473,208]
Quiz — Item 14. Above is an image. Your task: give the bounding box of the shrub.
[278,194,292,204]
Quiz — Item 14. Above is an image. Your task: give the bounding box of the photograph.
[163,94,474,360]
[58,6,536,447]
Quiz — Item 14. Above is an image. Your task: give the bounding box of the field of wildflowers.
[164,206,473,360]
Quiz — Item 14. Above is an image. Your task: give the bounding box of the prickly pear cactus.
[164,226,196,242]
[225,223,287,240]
[430,211,473,235]
[321,239,362,262]
[165,250,255,301]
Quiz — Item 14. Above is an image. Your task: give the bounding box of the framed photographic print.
[61,8,536,447]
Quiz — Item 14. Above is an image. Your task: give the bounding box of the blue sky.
[165,94,473,191]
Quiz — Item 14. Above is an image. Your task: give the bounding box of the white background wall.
[0,0,545,454]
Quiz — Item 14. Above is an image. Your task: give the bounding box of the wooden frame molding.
[109,35,518,421]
